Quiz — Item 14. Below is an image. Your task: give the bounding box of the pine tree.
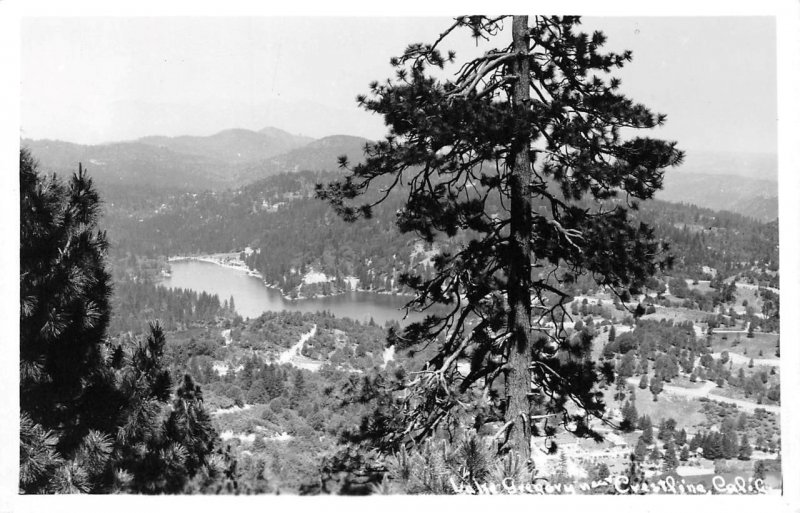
[165,374,217,479]
[738,434,753,461]
[662,440,678,472]
[641,422,654,445]
[703,432,724,460]
[633,437,648,462]
[649,374,663,400]
[679,445,690,462]
[620,400,638,432]
[722,430,738,460]
[290,369,307,409]
[753,460,766,482]
[318,15,682,460]
[20,149,115,457]
[737,412,748,431]
[109,324,217,493]
[657,418,668,440]
[675,428,687,446]
[19,151,219,494]
[689,433,702,452]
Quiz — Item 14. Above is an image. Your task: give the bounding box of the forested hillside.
[101,168,779,300]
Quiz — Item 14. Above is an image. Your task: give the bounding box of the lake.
[160,260,426,326]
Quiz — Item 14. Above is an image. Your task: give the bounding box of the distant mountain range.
[22,127,367,192]
[137,127,314,165]
[21,128,778,221]
[657,170,777,222]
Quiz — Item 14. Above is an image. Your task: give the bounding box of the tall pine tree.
[318,16,682,460]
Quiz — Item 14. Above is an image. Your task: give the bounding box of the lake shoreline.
[167,253,417,302]
[161,257,425,325]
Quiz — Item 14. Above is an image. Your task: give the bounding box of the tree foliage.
[20,150,218,493]
[318,15,682,459]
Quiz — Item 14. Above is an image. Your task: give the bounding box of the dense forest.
[100,169,778,301]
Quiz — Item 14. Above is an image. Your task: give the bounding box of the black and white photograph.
[2,0,799,508]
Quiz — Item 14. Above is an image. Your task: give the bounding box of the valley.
[22,127,782,495]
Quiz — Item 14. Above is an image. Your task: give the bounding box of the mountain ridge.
[22,129,777,221]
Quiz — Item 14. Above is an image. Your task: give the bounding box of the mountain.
[137,127,313,165]
[22,132,367,194]
[21,138,231,192]
[657,170,778,222]
[22,131,779,223]
[233,135,369,184]
[677,150,777,182]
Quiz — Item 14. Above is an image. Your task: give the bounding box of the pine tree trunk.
[504,15,533,461]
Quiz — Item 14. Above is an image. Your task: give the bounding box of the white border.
[2,1,798,512]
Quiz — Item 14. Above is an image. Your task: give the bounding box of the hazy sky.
[21,16,777,153]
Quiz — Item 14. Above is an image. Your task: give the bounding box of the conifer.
[318,15,682,460]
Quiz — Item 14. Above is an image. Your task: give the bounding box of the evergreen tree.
[165,374,217,479]
[620,400,638,432]
[689,433,702,452]
[738,434,753,461]
[618,350,637,378]
[614,375,628,402]
[753,460,766,482]
[721,430,738,460]
[662,440,678,472]
[317,15,682,459]
[290,369,307,409]
[20,149,115,457]
[737,412,748,431]
[633,437,648,462]
[703,432,724,460]
[675,428,687,446]
[642,422,654,445]
[19,151,218,493]
[638,374,649,390]
[649,374,663,400]
[679,445,690,462]
[109,324,217,493]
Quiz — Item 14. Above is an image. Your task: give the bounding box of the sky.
[21,16,777,154]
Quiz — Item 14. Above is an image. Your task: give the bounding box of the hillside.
[21,138,231,191]
[22,131,368,194]
[232,135,369,184]
[658,170,777,222]
[100,166,779,301]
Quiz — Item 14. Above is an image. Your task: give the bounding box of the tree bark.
[504,15,533,461]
